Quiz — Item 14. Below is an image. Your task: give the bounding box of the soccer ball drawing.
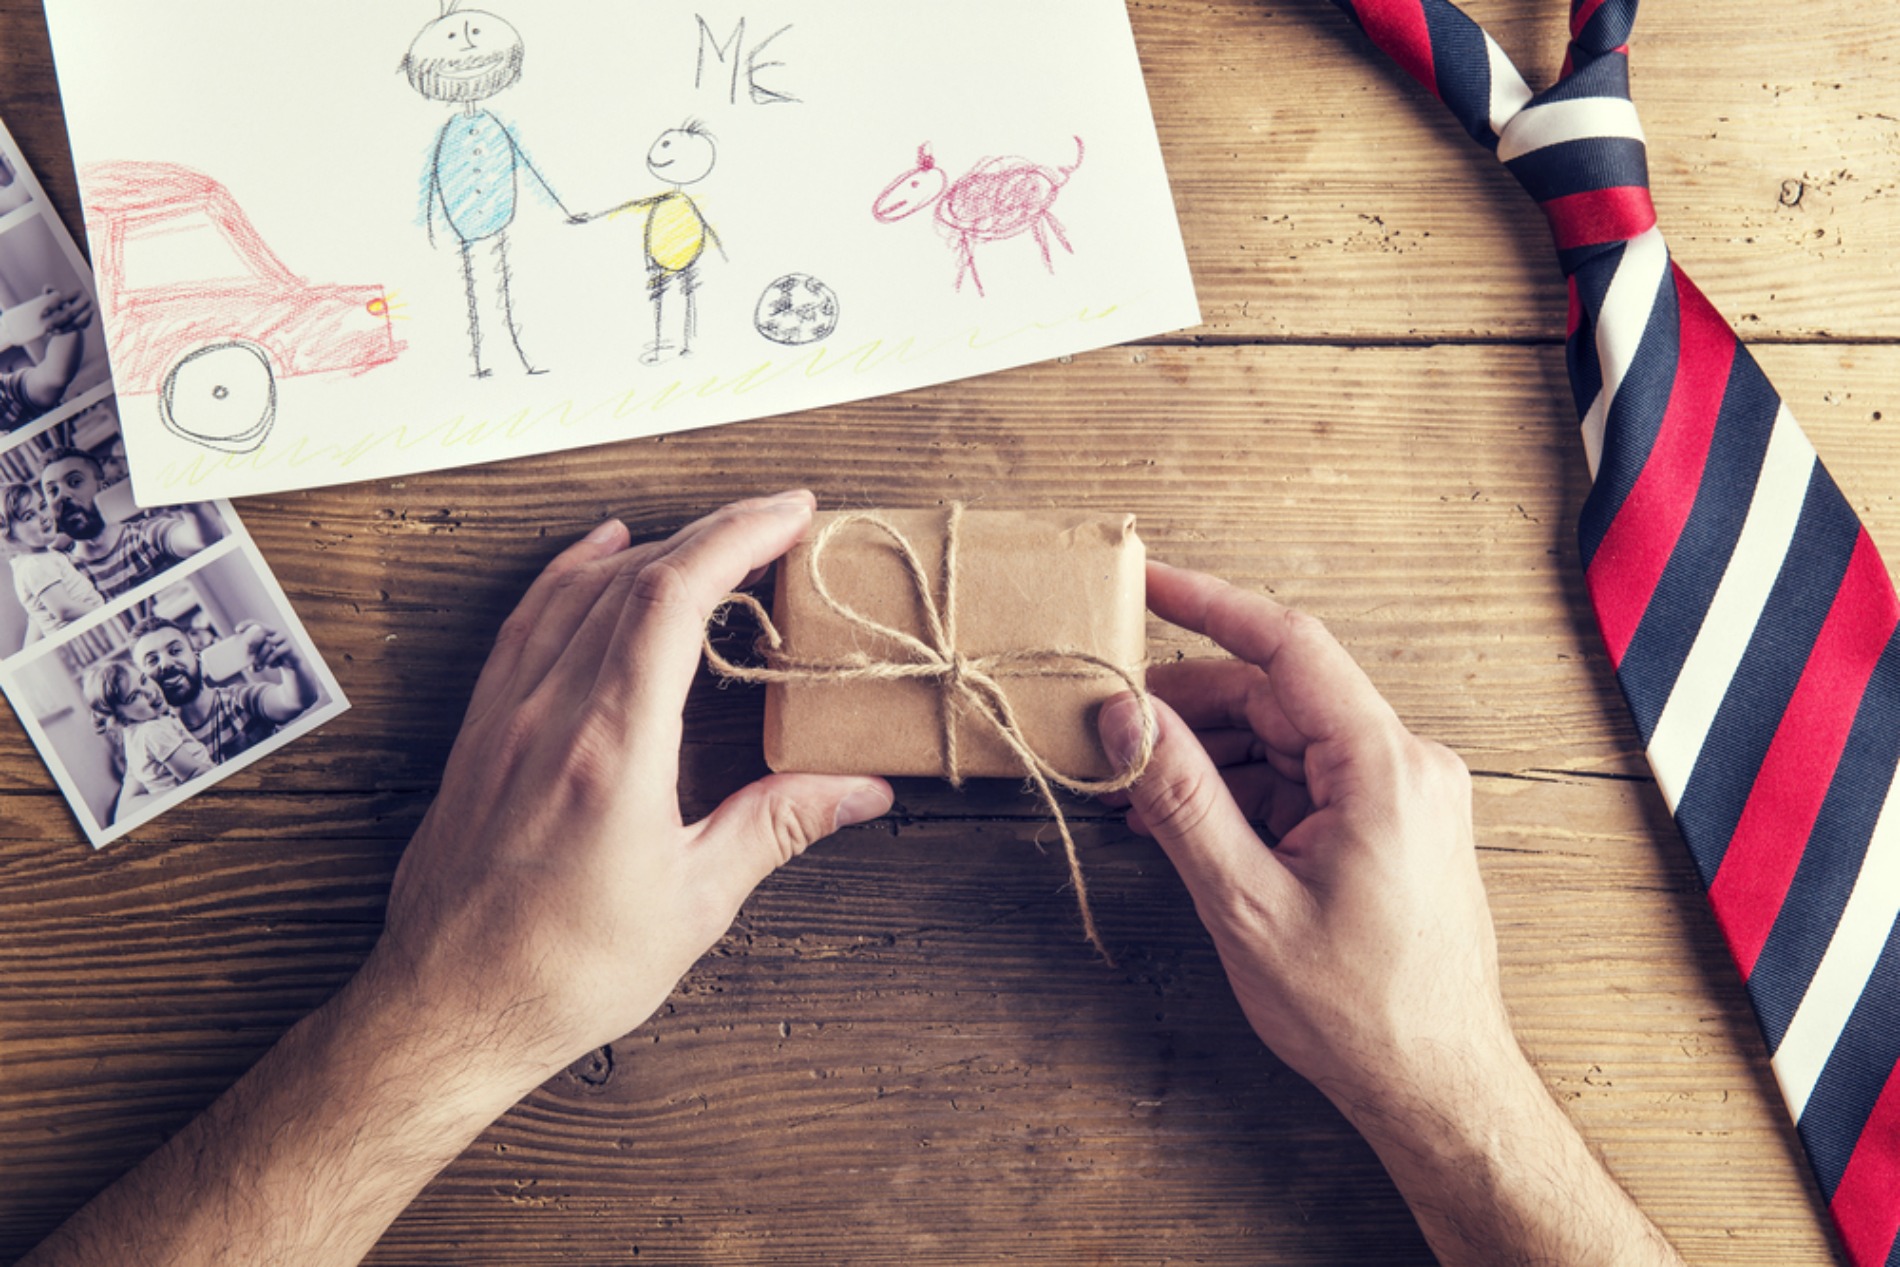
[753,273,840,346]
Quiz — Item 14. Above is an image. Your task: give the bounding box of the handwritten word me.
[695,17,797,106]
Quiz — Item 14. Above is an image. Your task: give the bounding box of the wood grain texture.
[1,0,1893,1263]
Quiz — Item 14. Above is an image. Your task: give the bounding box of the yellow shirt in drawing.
[644,191,712,273]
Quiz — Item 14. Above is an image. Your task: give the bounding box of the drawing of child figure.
[84,660,214,794]
[580,123,727,365]
[3,481,101,640]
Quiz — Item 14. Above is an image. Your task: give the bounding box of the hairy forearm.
[21,962,542,1267]
[1331,1042,1683,1267]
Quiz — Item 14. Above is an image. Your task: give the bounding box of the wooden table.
[2,3,1893,1262]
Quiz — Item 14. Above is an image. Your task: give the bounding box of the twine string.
[702,506,1157,962]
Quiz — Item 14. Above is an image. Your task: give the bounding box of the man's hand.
[41,288,94,337]
[1098,560,1682,1267]
[367,489,894,1090]
[22,491,893,1267]
[18,288,92,410]
[236,619,295,670]
[1099,559,1506,1105]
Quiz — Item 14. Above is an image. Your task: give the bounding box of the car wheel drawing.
[158,340,277,454]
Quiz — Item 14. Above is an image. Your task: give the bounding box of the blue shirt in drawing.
[429,110,530,243]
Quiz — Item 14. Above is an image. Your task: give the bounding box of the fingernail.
[768,488,814,511]
[583,518,623,546]
[1098,694,1145,772]
[834,782,892,831]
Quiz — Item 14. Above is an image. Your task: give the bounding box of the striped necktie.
[1327,2,1900,1261]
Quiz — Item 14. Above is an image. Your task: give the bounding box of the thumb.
[693,773,893,904]
[1100,694,1287,906]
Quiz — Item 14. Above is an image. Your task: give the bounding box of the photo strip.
[0,114,347,848]
[9,543,346,843]
[0,398,232,659]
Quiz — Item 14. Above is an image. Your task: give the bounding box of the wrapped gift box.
[759,507,1147,780]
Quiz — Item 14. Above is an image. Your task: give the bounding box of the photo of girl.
[3,478,102,639]
[81,657,213,793]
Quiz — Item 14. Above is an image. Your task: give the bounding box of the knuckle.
[762,793,819,867]
[1409,737,1472,801]
[629,556,695,615]
[548,563,593,600]
[492,699,548,769]
[1139,762,1220,841]
[491,609,533,654]
[1279,607,1332,648]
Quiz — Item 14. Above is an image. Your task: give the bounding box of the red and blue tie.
[1327,1,1900,1260]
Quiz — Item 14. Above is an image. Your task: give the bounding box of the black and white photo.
[11,547,344,843]
[0,400,231,658]
[0,209,110,430]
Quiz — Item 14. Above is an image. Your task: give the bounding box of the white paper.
[0,115,348,848]
[43,0,1200,505]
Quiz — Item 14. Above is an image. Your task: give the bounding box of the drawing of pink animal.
[872,137,1084,297]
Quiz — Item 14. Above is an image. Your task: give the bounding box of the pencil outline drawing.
[406,1,576,379]
[81,161,403,455]
[873,137,1086,297]
[158,341,278,455]
[753,273,840,346]
[695,17,798,106]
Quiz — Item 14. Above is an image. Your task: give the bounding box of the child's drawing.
[579,123,727,365]
[82,162,404,454]
[45,1,1199,506]
[407,3,573,378]
[694,17,799,107]
[873,138,1086,297]
[753,273,839,346]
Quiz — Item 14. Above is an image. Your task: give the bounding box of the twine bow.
[703,503,1157,962]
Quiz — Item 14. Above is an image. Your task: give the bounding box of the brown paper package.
[760,508,1147,780]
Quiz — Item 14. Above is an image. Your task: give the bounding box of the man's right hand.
[1098,560,1682,1267]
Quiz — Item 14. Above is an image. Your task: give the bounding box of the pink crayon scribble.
[82,162,403,397]
[873,137,1084,297]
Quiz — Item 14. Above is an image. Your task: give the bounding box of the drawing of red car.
[80,161,404,453]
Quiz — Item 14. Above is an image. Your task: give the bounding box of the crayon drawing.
[407,4,576,378]
[873,139,1085,297]
[576,122,728,365]
[83,163,404,455]
[44,1,1198,505]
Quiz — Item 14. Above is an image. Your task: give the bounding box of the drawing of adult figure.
[39,449,212,600]
[113,615,322,819]
[405,3,571,378]
[0,287,94,433]
[581,123,727,365]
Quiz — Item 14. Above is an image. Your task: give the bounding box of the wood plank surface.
[2,1,1895,1264]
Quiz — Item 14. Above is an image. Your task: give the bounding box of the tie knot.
[1495,55,1657,272]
